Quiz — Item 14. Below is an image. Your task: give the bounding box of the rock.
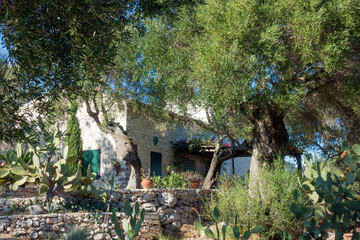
[94,233,104,240]
[29,231,39,239]
[28,205,44,215]
[180,218,190,225]
[0,224,4,232]
[1,219,12,228]
[13,228,27,236]
[56,194,79,207]
[175,207,184,213]
[141,232,158,239]
[3,206,10,213]
[162,213,181,225]
[165,221,181,232]
[143,192,156,202]
[184,206,194,214]
[157,206,175,214]
[38,230,47,238]
[22,219,33,228]
[142,201,158,212]
[46,217,57,224]
[160,192,177,207]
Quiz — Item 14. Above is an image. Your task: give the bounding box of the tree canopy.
[0,0,202,142]
[137,0,360,168]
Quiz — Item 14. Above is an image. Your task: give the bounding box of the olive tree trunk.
[111,130,142,189]
[249,107,289,196]
[202,141,250,190]
[85,100,142,189]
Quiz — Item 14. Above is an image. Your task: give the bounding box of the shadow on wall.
[100,137,130,187]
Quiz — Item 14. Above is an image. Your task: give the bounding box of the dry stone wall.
[0,212,160,240]
[0,189,213,238]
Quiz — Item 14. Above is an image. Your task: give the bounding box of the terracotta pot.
[222,181,232,190]
[189,180,200,189]
[113,163,121,176]
[141,178,153,189]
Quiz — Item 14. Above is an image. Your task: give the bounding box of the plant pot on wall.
[189,180,200,189]
[141,178,153,189]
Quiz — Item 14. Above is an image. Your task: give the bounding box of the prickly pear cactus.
[0,142,40,189]
[291,141,360,240]
[108,199,145,240]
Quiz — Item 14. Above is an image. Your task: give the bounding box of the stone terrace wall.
[0,184,40,198]
[0,212,160,240]
[106,189,212,234]
[1,189,214,237]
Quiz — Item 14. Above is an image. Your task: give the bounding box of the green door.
[150,151,162,177]
[83,149,101,178]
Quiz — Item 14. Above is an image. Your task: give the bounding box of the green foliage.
[65,98,84,173]
[194,207,263,240]
[63,227,91,240]
[153,172,188,188]
[0,0,201,143]
[290,140,360,240]
[205,160,303,239]
[139,0,360,168]
[171,137,217,155]
[181,171,204,182]
[108,199,145,240]
[0,142,39,189]
[0,117,99,204]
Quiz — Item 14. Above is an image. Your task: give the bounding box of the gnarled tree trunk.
[249,107,289,195]
[85,100,142,189]
[202,140,251,189]
[111,130,142,189]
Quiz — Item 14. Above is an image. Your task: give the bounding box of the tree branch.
[85,99,111,134]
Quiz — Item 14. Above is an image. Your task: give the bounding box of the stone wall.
[0,212,160,240]
[106,189,212,234]
[0,185,40,199]
[126,111,189,176]
[0,189,214,238]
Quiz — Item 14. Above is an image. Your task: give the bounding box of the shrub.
[204,160,303,239]
[153,172,187,188]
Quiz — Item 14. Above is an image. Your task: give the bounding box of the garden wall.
[0,212,160,240]
[0,188,213,238]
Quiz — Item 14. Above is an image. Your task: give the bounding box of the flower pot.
[141,178,153,189]
[222,181,232,190]
[113,163,121,176]
[189,180,200,189]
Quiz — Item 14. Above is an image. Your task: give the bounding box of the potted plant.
[219,173,235,190]
[140,165,153,189]
[181,171,203,189]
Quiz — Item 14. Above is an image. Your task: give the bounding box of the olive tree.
[138,0,360,188]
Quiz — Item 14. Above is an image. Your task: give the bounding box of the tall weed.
[204,160,303,239]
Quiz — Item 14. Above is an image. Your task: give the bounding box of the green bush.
[153,172,187,188]
[204,160,303,239]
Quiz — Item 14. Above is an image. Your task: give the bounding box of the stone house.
[0,100,252,186]
[74,102,218,186]
[75,101,252,185]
